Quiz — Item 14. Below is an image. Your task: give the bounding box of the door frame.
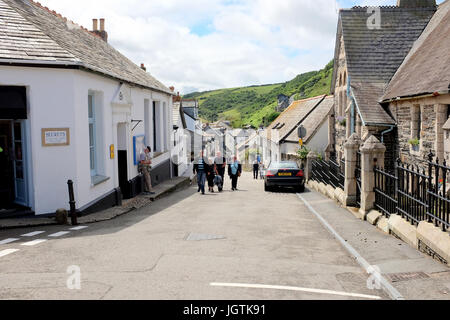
[12,120,29,206]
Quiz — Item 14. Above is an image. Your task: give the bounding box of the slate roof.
[268,95,332,144]
[173,102,187,129]
[383,0,450,100]
[332,5,436,125]
[0,0,172,94]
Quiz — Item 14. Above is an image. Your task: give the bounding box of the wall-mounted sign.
[133,135,146,165]
[41,128,70,147]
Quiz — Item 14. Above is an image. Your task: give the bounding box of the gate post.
[360,135,386,217]
[305,151,318,182]
[344,133,360,206]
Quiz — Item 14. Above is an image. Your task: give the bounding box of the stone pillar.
[436,104,447,162]
[305,151,318,182]
[344,133,360,206]
[359,135,386,216]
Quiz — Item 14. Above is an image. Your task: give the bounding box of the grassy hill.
[184,60,333,128]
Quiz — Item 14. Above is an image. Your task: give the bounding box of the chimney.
[169,86,175,92]
[396,0,436,7]
[140,63,147,72]
[91,18,108,42]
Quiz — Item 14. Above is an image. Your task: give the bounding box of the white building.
[267,95,334,161]
[0,0,174,216]
[172,101,189,177]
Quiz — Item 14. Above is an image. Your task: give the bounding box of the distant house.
[267,95,334,161]
[172,101,189,177]
[0,0,174,216]
[330,0,436,168]
[381,0,450,168]
[182,99,203,160]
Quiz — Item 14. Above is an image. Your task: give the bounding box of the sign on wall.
[41,128,70,147]
[133,135,146,165]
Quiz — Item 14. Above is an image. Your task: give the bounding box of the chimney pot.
[140,63,147,71]
[92,19,98,31]
[100,18,105,31]
[169,86,175,92]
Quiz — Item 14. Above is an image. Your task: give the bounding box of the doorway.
[117,123,129,198]
[0,120,28,211]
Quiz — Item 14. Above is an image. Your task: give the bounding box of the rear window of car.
[269,162,299,170]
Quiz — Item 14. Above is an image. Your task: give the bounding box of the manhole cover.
[185,233,226,241]
[386,272,430,283]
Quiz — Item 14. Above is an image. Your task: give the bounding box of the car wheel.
[264,184,271,192]
[296,184,305,193]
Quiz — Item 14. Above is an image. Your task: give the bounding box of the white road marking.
[0,238,19,245]
[49,231,70,238]
[69,226,88,231]
[297,193,404,300]
[210,282,381,300]
[21,231,45,237]
[21,239,47,246]
[0,249,19,258]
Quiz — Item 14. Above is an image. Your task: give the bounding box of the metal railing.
[355,151,361,208]
[374,152,450,232]
[311,156,345,190]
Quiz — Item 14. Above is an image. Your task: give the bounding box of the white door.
[12,121,27,206]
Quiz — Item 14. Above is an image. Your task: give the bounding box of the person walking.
[206,157,216,193]
[253,159,259,180]
[193,150,208,195]
[228,156,242,191]
[214,151,227,187]
[259,162,265,179]
[139,146,155,195]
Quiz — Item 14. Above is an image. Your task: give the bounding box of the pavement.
[0,173,448,300]
[0,176,190,230]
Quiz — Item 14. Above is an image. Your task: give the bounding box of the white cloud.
[35,0,362,94]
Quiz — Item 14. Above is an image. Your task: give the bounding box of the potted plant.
[336,116,346,127]
[408,138,420,152]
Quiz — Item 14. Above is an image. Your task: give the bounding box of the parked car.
[264,161,305,193]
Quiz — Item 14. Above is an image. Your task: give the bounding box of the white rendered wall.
[0,65,172,215]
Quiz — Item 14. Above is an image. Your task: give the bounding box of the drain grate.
[185,233,226,241]
[386,272,430,283]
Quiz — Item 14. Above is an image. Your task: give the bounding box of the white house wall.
[0,65,172,215]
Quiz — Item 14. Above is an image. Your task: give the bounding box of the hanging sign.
[41,128,70,146]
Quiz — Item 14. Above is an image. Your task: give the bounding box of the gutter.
[381,90,449,104]
[380,125,395,143]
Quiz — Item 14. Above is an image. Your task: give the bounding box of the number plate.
[278,172,292,176]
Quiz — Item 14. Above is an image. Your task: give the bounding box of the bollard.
[67,180,78,225]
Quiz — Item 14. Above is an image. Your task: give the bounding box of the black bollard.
[67,180,78,225]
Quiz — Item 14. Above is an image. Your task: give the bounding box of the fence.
[374,152,450,232]
[311,156,344,190]
[355,151,361,208]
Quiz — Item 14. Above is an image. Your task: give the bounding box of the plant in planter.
[336,116,346,127]
[297,146,310,160]
[408,138,420,151]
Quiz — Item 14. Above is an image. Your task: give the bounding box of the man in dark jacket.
[193,150,209,195]
[228,156,242,191]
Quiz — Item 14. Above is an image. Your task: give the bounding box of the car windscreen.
[269,162,299,170]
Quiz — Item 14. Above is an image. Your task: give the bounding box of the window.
[88,94,96,176]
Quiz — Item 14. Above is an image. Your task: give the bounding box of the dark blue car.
[264,161,305,193]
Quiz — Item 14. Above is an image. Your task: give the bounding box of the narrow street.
[0,173,392,300]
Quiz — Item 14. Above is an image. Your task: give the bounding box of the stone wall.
[391,100,447,170]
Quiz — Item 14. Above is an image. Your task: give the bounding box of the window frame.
[88,93,97,177]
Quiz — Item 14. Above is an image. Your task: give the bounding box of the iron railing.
[355,151,361,208]
[374,152,450,232]
[311,157,345,190]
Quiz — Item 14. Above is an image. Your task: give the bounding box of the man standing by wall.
[139,146,155,195]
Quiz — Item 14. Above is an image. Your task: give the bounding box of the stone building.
[382,0,450,168]
[330,0,437,169]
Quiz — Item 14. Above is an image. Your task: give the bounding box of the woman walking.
[228,156,242,191]
[206,157,216,193]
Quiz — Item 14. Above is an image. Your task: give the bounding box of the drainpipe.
[346,76,356,134]
[381,125,395,143]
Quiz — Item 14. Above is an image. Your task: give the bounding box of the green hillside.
[184,60,333,128]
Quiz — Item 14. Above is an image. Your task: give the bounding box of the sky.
[37,0,444,94]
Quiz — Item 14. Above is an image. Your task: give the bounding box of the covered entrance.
[0,86,30,216]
